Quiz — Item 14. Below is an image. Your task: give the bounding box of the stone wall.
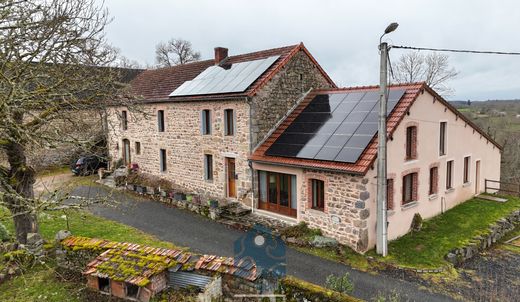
[250,50,334,147]
[107,100,252,205]
[299,169,371,253]
[445,209,520,266]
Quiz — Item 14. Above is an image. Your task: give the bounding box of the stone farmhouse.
[107,44,501,252]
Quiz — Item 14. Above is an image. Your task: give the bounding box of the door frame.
[122,139,131,165]
[257,171,297,217]
[226,157,237,198]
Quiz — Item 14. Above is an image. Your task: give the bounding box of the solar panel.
[265,89,406,163]
[170,55,280,97]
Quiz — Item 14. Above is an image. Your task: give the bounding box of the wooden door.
[123,139,131,165]
[227,158,236,198]
[475,160,481,194]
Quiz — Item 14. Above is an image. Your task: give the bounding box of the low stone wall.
[445,209,520,266]
[279,276,362,302]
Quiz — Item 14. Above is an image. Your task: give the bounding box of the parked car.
[71,156,107,176]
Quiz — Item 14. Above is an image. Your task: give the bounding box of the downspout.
[247,96,255,213]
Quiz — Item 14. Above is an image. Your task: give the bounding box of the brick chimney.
[214,47,228,65]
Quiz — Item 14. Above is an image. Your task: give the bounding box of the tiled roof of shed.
[62,236,260,286]
[129,43,335,102]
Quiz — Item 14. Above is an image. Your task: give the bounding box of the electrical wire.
[392,45,520,56]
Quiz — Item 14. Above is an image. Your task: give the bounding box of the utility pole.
[376,23,398,257]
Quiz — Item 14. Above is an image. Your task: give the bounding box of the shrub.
[325,273,354,295]
[3,249,34,268]
[281,222,322,239]
[411,213,423,232]
[0,222,9,242]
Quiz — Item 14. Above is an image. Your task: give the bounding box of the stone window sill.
[445,188,455,194]
[404,159,418,165]
[401,201,418,211]
[429,194,438,201]
[307,208,326,216]
[463,182,472,187]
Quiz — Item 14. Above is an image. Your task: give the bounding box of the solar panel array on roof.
[265,89,406,163]
[169,55,280,97]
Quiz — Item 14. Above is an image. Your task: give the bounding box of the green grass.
[373,196,520,268]
[37,166,71,177]
[0,207,178,301]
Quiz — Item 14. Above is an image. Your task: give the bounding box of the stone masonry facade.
[299,169,371,252]
[107,49,332,206]
[250,50,333,147]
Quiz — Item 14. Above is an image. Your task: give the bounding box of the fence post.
[484,179,487,194]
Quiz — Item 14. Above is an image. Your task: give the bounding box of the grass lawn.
[373,195,520,268]
[0,207,178,301]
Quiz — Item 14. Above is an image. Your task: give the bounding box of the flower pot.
[146,186,155,195]
[174,193,186,201]
[160,190,168,198]
[192,195,201,205]
[186,195,193,202]
[209,200,219,209]
[135,186,145,194]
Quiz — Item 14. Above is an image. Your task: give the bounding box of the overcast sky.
[99,0,520,101]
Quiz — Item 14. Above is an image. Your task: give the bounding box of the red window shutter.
[412,172,418,201]
[387,179,394,210]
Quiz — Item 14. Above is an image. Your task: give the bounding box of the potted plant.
[174,192,186,201]
[186,194,193,202]
[135,185,145,194]
[208,200,219,209]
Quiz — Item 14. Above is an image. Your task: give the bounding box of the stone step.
[221,203,252,217]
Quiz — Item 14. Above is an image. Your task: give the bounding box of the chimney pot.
[214,47,228,65]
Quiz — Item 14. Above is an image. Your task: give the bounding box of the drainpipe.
[247,96,255,213]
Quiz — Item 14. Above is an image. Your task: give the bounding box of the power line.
[392,45,520,56]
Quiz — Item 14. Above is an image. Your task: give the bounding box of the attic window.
[126,283,139,298]
[98,277,110,293]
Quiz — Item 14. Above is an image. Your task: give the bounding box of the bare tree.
[393,51,459,96]
[0,0,130,243]
[155,38,201,67]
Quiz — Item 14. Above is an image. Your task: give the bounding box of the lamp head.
[384,22,399,34]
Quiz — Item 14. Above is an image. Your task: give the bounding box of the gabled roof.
[129,43,335,102]
[250,82,501,175]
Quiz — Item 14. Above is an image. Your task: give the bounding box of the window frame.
[463,156,470,184]
[439,121,447,156]
[405,126,417,160]
[159,149,167,172]
[224,109,235,136]
[310,179,325,211]
[201,109,212,135]
[158,110,165,132]
[204,154,213,181]
[122,110,128,130]
[402,172,417,205]
[446,160,454,189]
[429,166,438,195]
[135,141,141,155]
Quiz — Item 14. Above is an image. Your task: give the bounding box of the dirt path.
[34,172,73,197]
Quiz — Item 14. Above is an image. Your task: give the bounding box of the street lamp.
[376,22,398,257]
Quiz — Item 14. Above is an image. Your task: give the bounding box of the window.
[387,179,394,210]
[126,283,139,298]
[160,149,167,172]
[439,122,447,156]
[257,171,297,217]
[158,110,165,132]
[204,154,213,180]
[402,173,418,205]
[429,167,438,195]
[135,142,141,155]
[406,126,417,160]
[463,156,470,183]
[201,110,211,135]
[98,277,110,293]
[122,110,128,130]
[446,160,454,189]
[224,109,235,136]
[310,179,325,210]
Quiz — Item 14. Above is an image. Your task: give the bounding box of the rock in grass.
[311,235,339,248]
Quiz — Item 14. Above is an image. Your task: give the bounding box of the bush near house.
[381,195,520,268]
